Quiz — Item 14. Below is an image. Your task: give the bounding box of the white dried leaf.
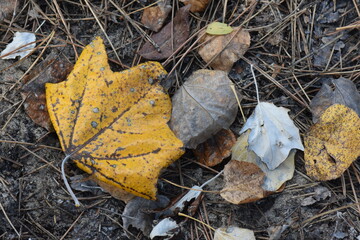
[150,218,179,239]
[240,102,304,170]
[169,186,202,213]
[1,32,36,59]
[214,226,255,240]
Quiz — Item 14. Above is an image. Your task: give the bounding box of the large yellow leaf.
[305,104,360,180]
[46,37,184,201]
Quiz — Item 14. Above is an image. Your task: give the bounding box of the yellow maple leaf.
[46,37,184,204]
[305,104,360,181]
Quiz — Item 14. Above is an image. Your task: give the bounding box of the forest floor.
[1,0,360,239]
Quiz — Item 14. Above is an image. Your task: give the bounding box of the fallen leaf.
[21,52,73,130]
[180,0,210,12]
[138,5,190,60]
[240,102,304,170]
[206,22,233,35]
[194,129,236,167]
[169,70,238,149]
[90,176,135,203]
[301,186,331,206]
[141,0,171,32]
[70,174,135,202]
[198,27,250,72]
[232,130,295,192]
[310,77,360,123]
[0,32,36,59]
[150,218,180,239]
[122,196,170,236]
[220,160,265,204]
[305,104,360,181]
[0,0,18,22]
[46,37,184,200]
[169,186,202,213]
[214,226,255,240]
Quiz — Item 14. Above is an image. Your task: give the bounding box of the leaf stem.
[250,64,260,104]
[61,155,81,207]
[200,170,223,188]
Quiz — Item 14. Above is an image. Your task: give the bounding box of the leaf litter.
[169,69,238,149]
[46,37,184,205]
[138,5,190,60]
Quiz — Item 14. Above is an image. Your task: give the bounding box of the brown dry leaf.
[21,52,73,130]
[138,5,190,60]
[305,104,360,181]
[180,0,210,12]
[198,27,250,72]
[220,160,265,204]
[310,77,360,123]
[194,129,236,167]
[0,0,18,22]
[169,70,238,149]
[232,130,296,192]
[141,0,171,32]
[46,37,184,201]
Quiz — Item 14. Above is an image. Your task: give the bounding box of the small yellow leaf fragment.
[305,104,360,181]
[46,37,184,201]
[206,22,233,35]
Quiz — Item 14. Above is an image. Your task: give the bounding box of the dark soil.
[1,0,360,239]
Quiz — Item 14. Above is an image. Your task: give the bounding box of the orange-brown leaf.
[46,37,184,200]
[194,129,236,167]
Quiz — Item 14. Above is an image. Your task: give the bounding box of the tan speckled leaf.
[305,104,360,181]
[220,160,265,204]
[46,37,184,200]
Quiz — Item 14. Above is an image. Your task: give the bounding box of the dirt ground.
[1,0,360,239]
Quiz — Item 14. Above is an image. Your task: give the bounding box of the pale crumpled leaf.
[1,32,36,59]
[214,226,255,240]
[150,218,179,239]
[169,186,202,213]
[240,102,304,170]
[232,130,295,192]
[169,69,238,148]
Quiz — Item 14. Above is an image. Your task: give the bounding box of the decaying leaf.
[46,37,184,200]
[206,22,233,35]
[0,0,18,22]
[232,130,295,192]
[310,77,360,123]
[305,104,360,181]
[180,0,210,12]
[138,5,190,60]
[194,129,236,167]
[214,226,255,240]
[141,0,171,32]
[0,32,36,59]
[198,27,250,72]
[150,218,180,239]
[122,196,170,236]
[169,70,238,149]
[240,102,304,170]
[220,160,265,204]
[21,52,73,130]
